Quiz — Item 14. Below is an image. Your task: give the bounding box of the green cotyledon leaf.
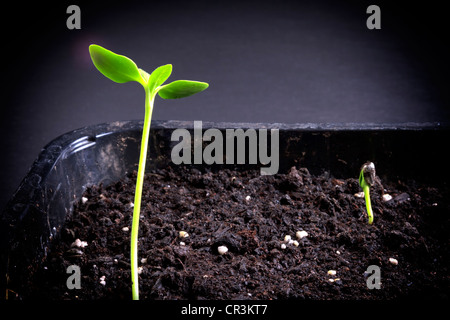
[148,64,172,94]
[89,44,145,86]
[158,80,209,99]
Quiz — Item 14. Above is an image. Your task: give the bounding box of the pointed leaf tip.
[158,80,209,99]
[89,44,145,85]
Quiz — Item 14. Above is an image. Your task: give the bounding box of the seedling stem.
[130,87,155,300]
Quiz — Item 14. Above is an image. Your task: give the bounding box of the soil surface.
[23,165,450,300]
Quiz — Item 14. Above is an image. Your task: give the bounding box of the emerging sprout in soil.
[89,44,208,300]
[359,162,376,225]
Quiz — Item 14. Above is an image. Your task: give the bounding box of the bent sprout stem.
[361,179,373,225]
[89,44,208,300]
[359,162,375,225]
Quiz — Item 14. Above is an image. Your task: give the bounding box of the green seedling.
[89,44,208,300]
[359,161,376,225]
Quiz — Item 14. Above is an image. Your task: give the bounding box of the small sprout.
[217,245,228,255]
[179,231,189,238]
[284,235,292,243]
[359,162,376,225]
[296,230,308,239]
[327,270,337,276]
[389,257,399,265]
[382,194,393,202]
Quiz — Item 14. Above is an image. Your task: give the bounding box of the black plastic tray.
[1,120,448,298]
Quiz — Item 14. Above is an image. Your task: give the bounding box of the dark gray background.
[1,0,449,210]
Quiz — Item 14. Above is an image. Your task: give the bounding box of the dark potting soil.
[24,165,450,300]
